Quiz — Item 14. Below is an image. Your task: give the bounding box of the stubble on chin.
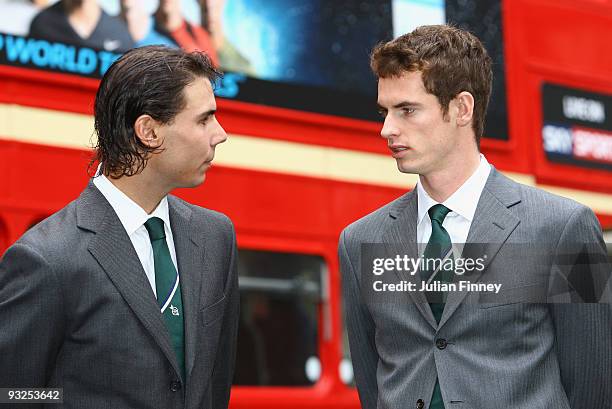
[191,172,207,188]
[396,159,420,175]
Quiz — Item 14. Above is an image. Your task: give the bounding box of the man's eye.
[377,110,387,118]
[402,108,415,115]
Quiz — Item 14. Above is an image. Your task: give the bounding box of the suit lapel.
[168,196,203,381]
[78,183,182,379]
[382,189,438,329]
[439,169,521,328]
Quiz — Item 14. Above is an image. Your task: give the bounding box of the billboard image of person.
[29,0,134,52]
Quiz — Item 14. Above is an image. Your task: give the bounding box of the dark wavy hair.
[370,25,492,147]
[91,46,221,177]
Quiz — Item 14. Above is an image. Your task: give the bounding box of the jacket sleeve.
[0,242,66,389]
[339,230,379,409]
[549,205,612,409]
[210,223,240,409]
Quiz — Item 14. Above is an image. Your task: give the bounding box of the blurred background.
[0,0,611,408]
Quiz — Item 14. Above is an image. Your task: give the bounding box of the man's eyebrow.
[376,101,421,110]
[196,109,216,120]
[393,101,422,108]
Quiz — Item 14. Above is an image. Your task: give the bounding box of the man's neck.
[106,173,169,215]
[419,152,481,203]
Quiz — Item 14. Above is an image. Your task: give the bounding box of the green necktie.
[421,204,452,409]
[421,203,453,321]
[144,217,185,381]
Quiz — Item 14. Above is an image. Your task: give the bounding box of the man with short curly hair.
[340,25,611,409]
[0,46,238,409]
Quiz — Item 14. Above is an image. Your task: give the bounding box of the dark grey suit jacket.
[340,168,612,409]
[0,182,239,409]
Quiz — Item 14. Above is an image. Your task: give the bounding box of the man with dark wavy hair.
[0,46,238,409]
[340,25,611,409]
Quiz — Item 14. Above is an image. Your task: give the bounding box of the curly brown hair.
[91,46,221,178]
[370,25,492,146]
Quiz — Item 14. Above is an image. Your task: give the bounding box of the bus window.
[234,249,324,386]
[340,317,355,387]
[604,230,612,263]
[338,268,355,386]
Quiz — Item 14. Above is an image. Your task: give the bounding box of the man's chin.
[177,173,207,189]
[396,162,419,175]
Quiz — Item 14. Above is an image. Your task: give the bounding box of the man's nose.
[212,119,228,146]
[380,114,399,140]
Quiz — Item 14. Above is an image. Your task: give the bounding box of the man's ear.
[453,91,475,128]
[134,114,162,148]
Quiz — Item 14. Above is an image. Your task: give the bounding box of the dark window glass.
[446,0,509,141]
[234,249,325,386]
[340,313,355,387]
[604,230,612,263]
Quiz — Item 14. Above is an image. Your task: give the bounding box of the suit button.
[436,338,448,350]
[416,399,425,409]
[170,381,181,392]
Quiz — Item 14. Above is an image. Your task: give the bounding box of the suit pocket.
[479,281,548,308]
[200,294,226,326]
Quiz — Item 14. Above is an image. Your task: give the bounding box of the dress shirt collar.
[93,174,171,236]
[417,154,492,225]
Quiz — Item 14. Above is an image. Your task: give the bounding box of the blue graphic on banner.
[0,33,121,76]
[214,73,247,98]
[0,32,249,99]
[542,123,573,156]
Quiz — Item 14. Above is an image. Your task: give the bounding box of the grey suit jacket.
[0,182,239,409]
[339,168,611,409]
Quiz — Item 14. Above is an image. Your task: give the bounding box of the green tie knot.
[428,204,451,225]
[144,217,166,241]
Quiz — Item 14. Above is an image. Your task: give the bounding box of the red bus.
[0,0,611,408]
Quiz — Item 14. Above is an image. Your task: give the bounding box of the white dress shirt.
[416,155,492,257]
[93,174,179,297]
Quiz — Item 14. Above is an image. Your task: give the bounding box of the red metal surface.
[504,0,612,193]
[0,138,404,408]
[1,2,612,407]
